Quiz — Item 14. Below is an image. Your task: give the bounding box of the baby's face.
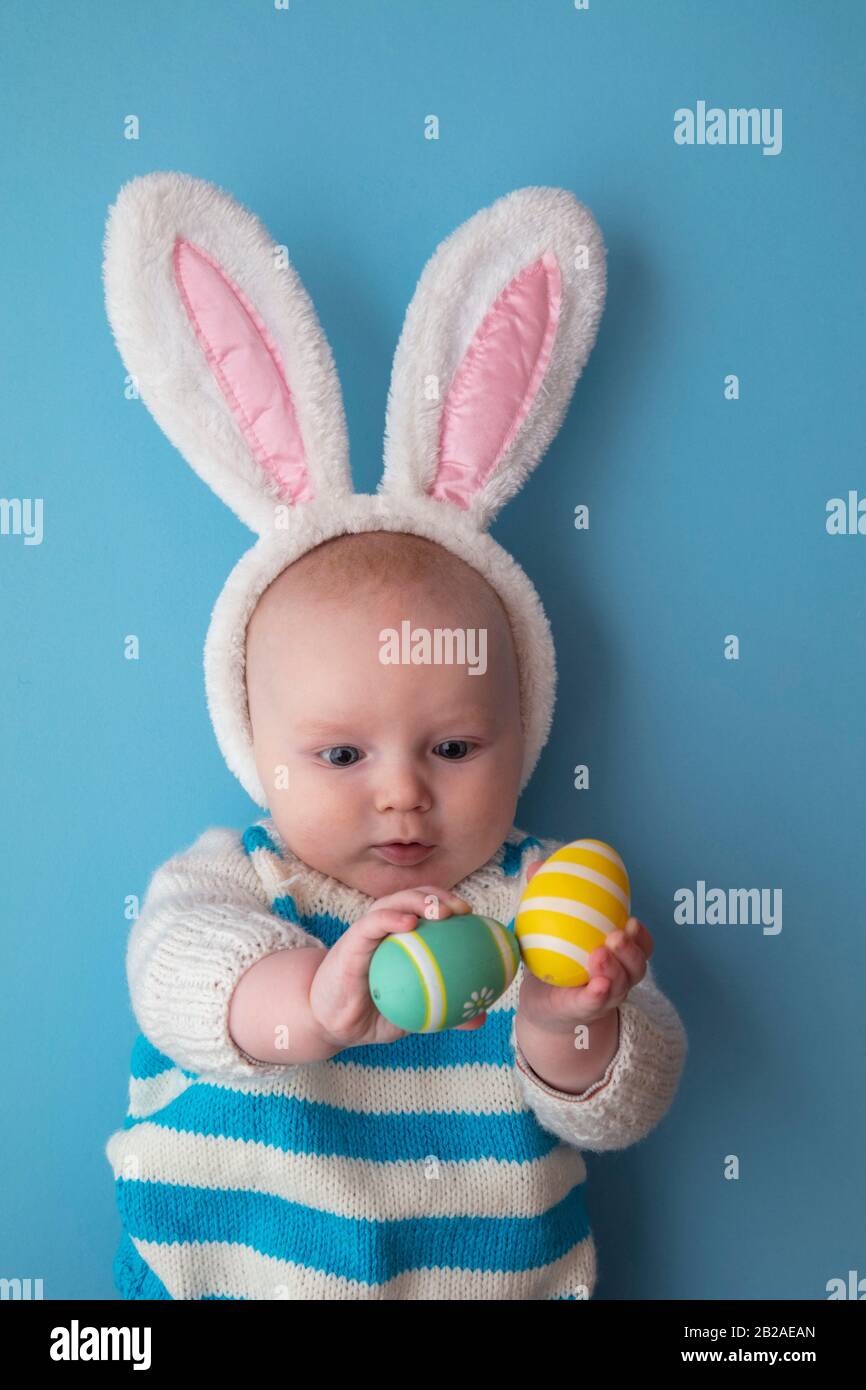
[245,568,524,900]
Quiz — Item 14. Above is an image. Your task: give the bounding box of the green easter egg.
[368,913,520,1033]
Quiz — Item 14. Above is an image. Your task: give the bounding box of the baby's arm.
[231,881,477,1061]
[512,959,687,1152]
[127,827,332,1080]
[228,945,337,1065]
[127,833,471,1078]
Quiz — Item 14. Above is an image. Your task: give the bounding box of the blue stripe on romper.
[115,1179,590,1286]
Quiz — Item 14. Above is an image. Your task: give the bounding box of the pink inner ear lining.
[431,251,563,509]
[172,237,313,505]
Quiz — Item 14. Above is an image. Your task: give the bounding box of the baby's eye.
[318,746,363,767]
[434,739,473,760]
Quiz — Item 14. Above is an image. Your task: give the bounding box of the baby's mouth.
[371,842,436,866]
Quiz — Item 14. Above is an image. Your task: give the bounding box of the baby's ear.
[102,171,351,535]
[379,186,606,530]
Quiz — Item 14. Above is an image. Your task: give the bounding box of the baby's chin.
[330,846,467,900]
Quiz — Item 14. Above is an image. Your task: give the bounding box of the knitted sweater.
[105,821,687,1300]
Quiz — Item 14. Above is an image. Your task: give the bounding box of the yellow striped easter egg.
[515,839,631,987]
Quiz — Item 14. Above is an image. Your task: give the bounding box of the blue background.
[1,0,863,1301]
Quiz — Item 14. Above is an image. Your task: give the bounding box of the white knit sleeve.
[511,960,687,1153]
[126,827,323,1081]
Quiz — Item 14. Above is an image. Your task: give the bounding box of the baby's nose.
[374,768,432,813]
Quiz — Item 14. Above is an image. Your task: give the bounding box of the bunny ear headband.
[102,173,606,810]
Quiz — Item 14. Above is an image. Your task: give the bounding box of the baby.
[102,171,688,1301]
[106,528,687,1301]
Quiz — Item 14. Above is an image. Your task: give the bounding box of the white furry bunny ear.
[102,171,351,534]
[379,186,606,530]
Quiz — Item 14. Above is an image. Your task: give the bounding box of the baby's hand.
[309,885,481,1051]
[517,860,654,1033]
